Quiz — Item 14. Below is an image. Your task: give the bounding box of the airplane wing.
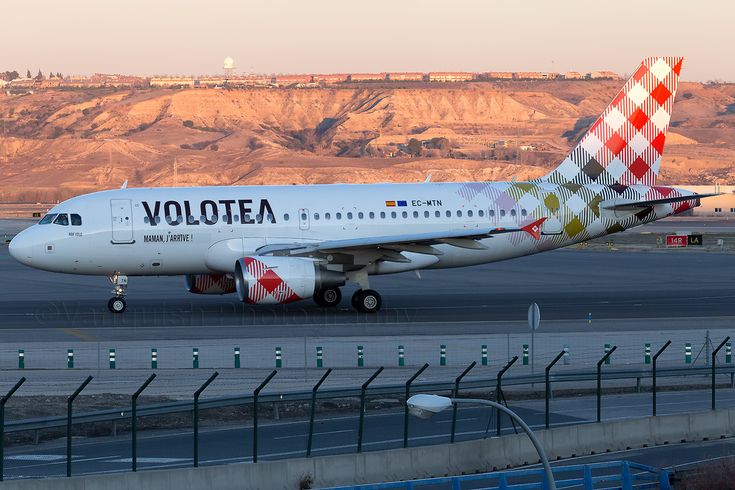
[256,217,547,258]
[602,193,720,212]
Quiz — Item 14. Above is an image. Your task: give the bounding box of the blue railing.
[323,460,670,490]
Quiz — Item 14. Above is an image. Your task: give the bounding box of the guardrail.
[2,342,734,479]
[322,460,671,490]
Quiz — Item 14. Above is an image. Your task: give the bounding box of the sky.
[2,0,733,81]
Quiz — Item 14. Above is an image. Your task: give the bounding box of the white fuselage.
[8,180,691,278]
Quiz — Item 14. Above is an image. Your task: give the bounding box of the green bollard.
[357,346,364,367]
[109,349,116,369]
[685,343,692,364]
[440,344,446,366]
[645,343,651,364]
[18,350,24,369]
[727,343,732,364]
[481,345,488,366]
[398,345,404,367]
[234,347,241,369]
[523,344,529,365]
[316,346,323,368]
[151,348,158,369]
[275,347,282,368]
[67,349,74,369]
[192,348,199,369]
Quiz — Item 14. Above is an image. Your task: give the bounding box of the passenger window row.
[287,208,528,221]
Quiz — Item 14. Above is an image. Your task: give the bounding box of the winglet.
[522,217,547,240]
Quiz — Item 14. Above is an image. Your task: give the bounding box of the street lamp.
[406,394,556,490]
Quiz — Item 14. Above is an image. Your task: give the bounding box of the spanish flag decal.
[385,201,396,207]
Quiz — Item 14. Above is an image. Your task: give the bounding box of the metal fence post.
[652,340,671,416]
[712,336,730,410]
[685,343,692,364]
[451,362,476,443]
[496,356,518,436]
[253,370,277,463]
[67,376,93,477]
[193,371,219,467]
[0,378,25,482]
[275,347,282,368]
[545,351,566,429]
[131,373,156,472]
[596,345,617,422]
[403,363,429,448]
[357,367,384,453]
[306,369,332,457]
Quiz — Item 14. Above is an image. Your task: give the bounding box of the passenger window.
[435,210,440,218]
[242,214,250,222]
[233,215,239,222]
[71,214,82,226]
[314,213,320,220]
[358,212,364,219]
[521,209,527,217]
[39,213,57,224]
[369,212,375,219]
[478,209,485,217]
[325,213,331,220]
[446,210,452,217]
[424,211,430,218]
[347,212,353,220]
[391,211,397,219]
[380,212,386,219]
[467,210,473,218]
[510,209,516,217]
[489,210,495,217]
[300,212,307,221]
[255,214,262,222]
[336,212,342,220]
[457,210,463,218]
[283,214,289,221]
[500,210,506,217]
[143,216,149,224]
[402,211,408,218]
[53,214,69,226]
[413,211,419,218]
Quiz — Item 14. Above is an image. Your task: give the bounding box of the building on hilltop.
[349,73,387,82]
[387,72,424,82]
[428,72,475,82]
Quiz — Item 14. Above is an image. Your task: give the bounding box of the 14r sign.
[666,235,688,247]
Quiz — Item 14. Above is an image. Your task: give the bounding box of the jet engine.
[185,274,237,295]
[234,256,345,304]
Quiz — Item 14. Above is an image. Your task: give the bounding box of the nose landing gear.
[107,274,128,313]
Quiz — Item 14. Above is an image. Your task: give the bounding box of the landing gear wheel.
[108,297,127,314]
[353,289,382,313]
[314,287,342,307]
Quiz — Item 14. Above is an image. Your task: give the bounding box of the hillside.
[1,81,734,202]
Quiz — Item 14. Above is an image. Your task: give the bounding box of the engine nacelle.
[185,274,237,295]
[234,256,345,304]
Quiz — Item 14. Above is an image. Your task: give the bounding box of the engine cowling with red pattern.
[185,274,237,295]
[234,256,345,304]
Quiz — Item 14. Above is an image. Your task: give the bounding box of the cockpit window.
[71,214,82,226]
[38,213,57,224]
[53,214,69,226]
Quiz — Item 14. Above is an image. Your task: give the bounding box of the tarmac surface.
[2,388,734,479]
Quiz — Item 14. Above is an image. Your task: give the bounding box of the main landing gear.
[313,287,382,313]
[108,274,128,313]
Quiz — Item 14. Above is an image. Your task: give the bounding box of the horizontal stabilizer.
[602,193,720,212]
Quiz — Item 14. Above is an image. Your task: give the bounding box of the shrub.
[182,120,194,128]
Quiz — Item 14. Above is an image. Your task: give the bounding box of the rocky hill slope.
[0,81,733,201]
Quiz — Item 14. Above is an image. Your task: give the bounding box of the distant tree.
[49,71,54,79]
[2,70,19,81]
[406,138,422,157]
[57,72,62,79]
[26,69,31,79]
[35,69,43,80]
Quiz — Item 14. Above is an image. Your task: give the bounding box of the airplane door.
[298,208,310,231]
[111,199,134,243]
[540,191,563,235]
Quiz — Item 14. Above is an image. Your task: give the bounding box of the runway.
[0,243,734,341]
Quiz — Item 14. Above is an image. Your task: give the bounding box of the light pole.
[407,394,556,490]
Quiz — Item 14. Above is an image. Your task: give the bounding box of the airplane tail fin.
[544,57,683,186]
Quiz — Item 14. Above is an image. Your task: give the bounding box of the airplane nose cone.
[8,232,33,265]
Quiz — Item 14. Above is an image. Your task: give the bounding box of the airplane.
[8,57,718,314]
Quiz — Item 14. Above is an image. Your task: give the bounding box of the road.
[2,387,735,479]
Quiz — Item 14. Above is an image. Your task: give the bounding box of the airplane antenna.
[120,180,128,189]
[424,173,432,183]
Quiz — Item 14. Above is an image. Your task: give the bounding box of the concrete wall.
[4,408,735,489]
